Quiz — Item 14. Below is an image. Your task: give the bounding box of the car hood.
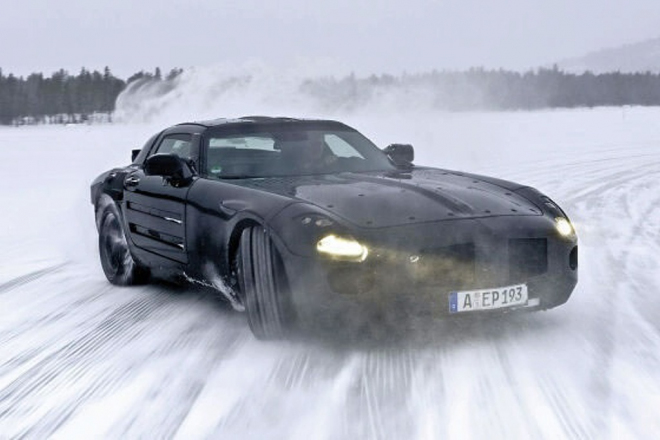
[242,168,542,228]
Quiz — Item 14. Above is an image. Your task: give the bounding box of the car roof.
[175,116,340,129]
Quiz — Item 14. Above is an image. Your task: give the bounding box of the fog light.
[555,218,574,237]
[316,235,368,262]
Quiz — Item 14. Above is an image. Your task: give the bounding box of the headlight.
[555,217,574,237]
[316,235,369,262]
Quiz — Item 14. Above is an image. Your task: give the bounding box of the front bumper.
[277,215,578,328]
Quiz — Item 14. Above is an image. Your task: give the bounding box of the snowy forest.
[0,67,182,125]
[2,66,660,125]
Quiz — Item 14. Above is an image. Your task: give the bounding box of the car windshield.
[203,124,396,178]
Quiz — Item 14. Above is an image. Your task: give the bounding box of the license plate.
[449,283,528,313]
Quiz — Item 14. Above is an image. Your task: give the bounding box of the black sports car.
[91,116,578,339]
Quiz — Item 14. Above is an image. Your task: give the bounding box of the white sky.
[2,0,659,78]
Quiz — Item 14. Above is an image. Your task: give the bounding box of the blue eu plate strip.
[449,292,458,313]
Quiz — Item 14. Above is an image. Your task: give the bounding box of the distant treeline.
[2,65,660,124]
[301,66,660,111]
[0,67,181,125]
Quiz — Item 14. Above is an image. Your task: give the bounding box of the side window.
[324,134,365,159]
[153,134,193,160]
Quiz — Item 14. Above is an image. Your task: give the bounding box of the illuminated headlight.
[316,235,369,262]
[555,218,574,237]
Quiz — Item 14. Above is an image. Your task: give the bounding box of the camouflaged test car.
[91,117,578,339]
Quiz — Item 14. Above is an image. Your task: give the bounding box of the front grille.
[413,243,476,287]
[509,238,547,280]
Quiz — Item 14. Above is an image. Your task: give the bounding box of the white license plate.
[449,283,528,313]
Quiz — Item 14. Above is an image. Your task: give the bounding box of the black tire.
[98,205,148,286]
[237,226,292,340]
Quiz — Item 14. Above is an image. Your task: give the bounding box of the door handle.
[125,176,140,187]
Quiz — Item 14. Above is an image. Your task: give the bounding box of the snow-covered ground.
[1,107,660,439]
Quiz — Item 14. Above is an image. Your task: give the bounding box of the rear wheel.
[98,205,148,285]
[237,226,292,340]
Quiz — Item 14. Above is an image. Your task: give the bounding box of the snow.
[1,106,660,438]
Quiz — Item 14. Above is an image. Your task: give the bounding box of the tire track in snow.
[613,172,660,333]
[336,349,417,440]
[197,347,354,439]
[0,279,247,438]
[100,318,249,439]
[476,143,660,438]
[560,156,660,437]
[0,294,170,433]
[0,263,68,295]
[3,117,660,438]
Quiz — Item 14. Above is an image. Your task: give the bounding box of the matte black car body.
[91,117,578,338]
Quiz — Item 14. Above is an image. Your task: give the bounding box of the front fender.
[269,202,359,258]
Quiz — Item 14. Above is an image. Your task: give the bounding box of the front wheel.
[237,226,293,340]
[98,205,148,286]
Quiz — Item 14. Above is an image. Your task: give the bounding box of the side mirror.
[145,154,194,186]
[131,149,141,162]
[384,143,414,168]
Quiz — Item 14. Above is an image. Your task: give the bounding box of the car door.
[124,132,197,264]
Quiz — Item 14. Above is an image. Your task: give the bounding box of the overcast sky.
[2,0,659,78]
